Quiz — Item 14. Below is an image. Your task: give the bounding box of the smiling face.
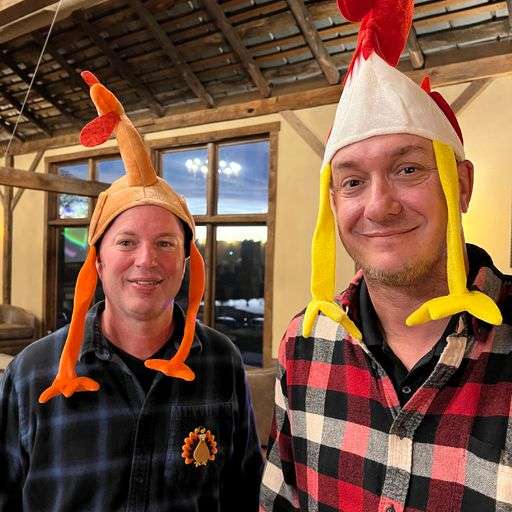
[96,205,186,322]
[331,133,472,288]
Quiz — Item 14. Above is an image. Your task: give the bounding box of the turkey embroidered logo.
[181,427,217,467]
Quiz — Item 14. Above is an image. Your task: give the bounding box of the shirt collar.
[338,244,500,345]
[79,301,202,362]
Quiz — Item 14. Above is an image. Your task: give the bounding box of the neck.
[100,303,174,359]
[365,275,450,371]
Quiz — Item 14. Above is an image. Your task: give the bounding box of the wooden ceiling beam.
[3,41,512,155]
[0,115,24,141]
[451,78,493,115]
[507,0,512,28]
[407,26,425,70]
[125,0,214,108]
[415,1,507,30]
[0,164,109,196]
[281,110,324,157]
[11,149,45,210]
[72,9,165,117]
[0,82,52,136]
[0,0,56,28]
[201,0,271,98]
[32,32,92,98]
[0,48,80,126]
[286,0,339,85]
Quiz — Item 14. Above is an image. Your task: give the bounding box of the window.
[153,124,278,367]
[45,152,125,332]
[45,123,278,367]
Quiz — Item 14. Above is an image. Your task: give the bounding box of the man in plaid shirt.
[0,73,263,511]
[260,1,512,511]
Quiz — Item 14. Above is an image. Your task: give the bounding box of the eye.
[340,177,364,190]
[158,238,182,250]
[116,239,134,247]
[347,178,362,187]
[398,166,418,175]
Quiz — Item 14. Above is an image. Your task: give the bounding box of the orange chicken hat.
[303,0,502,340]
[39,71,205,403]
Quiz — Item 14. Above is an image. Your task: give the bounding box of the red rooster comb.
[337,0,414,80]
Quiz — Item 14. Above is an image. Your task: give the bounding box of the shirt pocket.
[465,436,512,510]
[163,401,235,491]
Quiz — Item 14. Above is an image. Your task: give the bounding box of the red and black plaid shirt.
[260,245,512,512]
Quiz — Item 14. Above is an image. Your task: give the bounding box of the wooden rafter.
[31,33,92,99]
[407,26,424,70]
[72,10,165,118]
[507,0,512,29]
[451,78,493,115]
[0,0,57,28]
[0,48,80,126]
[281,110,324,157]
[0,82,52,136]
[286,0,339,85]
[0,165,109,196]
[11,149,45,210]
[126,0,214,108]
[0,115,24,141]
[2,153,13,305]
[201,0,271,98]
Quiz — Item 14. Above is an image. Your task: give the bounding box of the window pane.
[215,226,266,366]
[175,226,207,319]
[97,158,125,183]
[161,148,208,215]
[57,162,90,219]
[56,227,104,329]
[217,141,269,214]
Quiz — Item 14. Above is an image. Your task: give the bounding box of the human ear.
[95,251,103,278]
[457,160,474,213]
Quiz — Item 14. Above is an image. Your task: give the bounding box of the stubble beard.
[351,243,447,290]
[360,258,442,288]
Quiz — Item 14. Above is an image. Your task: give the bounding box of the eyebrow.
[333,144,431,172]
[114,231,182,238]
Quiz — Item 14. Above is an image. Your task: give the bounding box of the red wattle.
[79,111,119,147]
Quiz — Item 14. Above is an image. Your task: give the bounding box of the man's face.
[331,133,471,287]
[96,205,186,321]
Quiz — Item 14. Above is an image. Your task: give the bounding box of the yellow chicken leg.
[406,140,502,327]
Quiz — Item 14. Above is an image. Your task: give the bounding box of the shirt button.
[402,386,412,395]
[135,475,144,485]
[386,506,395,512]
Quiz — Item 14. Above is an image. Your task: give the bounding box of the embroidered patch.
[182,426,218,467]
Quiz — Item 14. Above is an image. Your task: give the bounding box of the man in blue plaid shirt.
[0,73,263,511]
[260,1,512,511]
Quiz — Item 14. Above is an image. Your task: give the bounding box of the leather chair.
[0,352,13,374]
[0,305,37,355]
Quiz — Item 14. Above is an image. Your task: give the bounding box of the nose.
[134,242,158,268]
[364,177,402,223]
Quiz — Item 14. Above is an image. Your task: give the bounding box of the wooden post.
[2,154,13,305]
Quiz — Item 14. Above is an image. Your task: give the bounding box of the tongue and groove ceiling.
[0,0,510,153]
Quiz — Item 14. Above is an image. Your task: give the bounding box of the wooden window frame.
[44,123,279,367]
[150,122,279,367]
[44,147,120,335]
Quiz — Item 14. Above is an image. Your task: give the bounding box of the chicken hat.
[39,71,205,403]
[303,0,502,340]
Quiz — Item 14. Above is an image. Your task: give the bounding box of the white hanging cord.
[3,0,65,160]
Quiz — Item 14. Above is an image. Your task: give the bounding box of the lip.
[361,227,418,238]
[127,278,163,287]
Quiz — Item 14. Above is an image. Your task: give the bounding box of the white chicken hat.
[303,0,502,340]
